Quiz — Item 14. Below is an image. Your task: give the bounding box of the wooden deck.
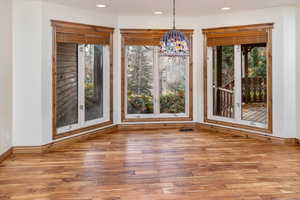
[1,129,300,199]
[242,104,267,124]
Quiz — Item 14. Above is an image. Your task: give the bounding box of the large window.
[127,46,154,115]
[203,23,273,133]
[52,21,114,139]
[121,29,193,122]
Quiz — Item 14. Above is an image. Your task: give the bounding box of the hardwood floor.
[1,129,300,200]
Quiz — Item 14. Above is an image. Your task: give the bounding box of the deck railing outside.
[242,77,267,103]
[215,77,266,118]
[213,87,234,118]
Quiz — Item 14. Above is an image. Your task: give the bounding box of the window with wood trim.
[203,23,273,133]
[52,20,114,139]
[121,29,193,122]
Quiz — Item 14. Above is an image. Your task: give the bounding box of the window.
[203,23,273,133]
[52,21,114,139]
[127,46,154,115]
[121,29,193,122]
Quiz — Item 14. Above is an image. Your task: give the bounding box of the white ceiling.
[45,0,300,16]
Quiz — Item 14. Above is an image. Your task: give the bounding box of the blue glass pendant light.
[160,0,190,57]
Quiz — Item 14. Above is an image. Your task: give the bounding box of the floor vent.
[179,128,194,132]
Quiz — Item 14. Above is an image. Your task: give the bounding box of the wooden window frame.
[202,23,273,133]
[52,20,114,139]
[121,29,194,122]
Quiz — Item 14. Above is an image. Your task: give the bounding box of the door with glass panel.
[56,43,109,134]
[125,45,189,118]
[208,43,268,128]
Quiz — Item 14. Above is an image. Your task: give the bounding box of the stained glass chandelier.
[160,0,190,57]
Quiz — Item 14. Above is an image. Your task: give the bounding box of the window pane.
[241,45,267,124]
[159,56,187,114]
[56,43,78,128]
[84,44,104,121]
[212,46,235,118]
[126,46,154,114]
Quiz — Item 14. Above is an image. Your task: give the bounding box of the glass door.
[81,44,109,127]
[240,44,267,127]
[208,45,237,122]
[56,43,79,132]
[207,44,268,129]
[57,44,109,134]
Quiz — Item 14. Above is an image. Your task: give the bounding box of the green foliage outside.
[126,46,185,114]
[127,95,154,114]
[127,91,185,114]
[85,81,94,107]
[248,47,266,77]
[219,46,267,87]
[219,46,235,86]
[127,46,153,96]
[160,89,185,113]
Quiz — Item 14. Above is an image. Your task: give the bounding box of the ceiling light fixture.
[221,7,231,11]
[96,4,107,8]
[154,11,163,15]
[160,0,189,57]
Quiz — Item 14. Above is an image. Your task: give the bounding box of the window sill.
[122,117,193,123]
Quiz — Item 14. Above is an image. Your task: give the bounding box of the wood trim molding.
[51,20,114,33]
[13,145,49,154]
[121,29,194,34]
[0,148,13,164]
[196,123,296,145]
[122,117,193,123]
[120,29,194,122]
[117,123,196,132]
[52,20,114,140]
[14,125,118,154]
[48,125,117,151]
[202,23,274,33]
[202,23,273,134]
[53,121,114,139]
[120,29,193,46]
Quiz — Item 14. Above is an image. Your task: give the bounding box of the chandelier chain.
[173,0,176,29]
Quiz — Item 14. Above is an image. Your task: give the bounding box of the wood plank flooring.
[1,129,300,200]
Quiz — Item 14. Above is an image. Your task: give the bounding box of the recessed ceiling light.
[221,7,231,11]
[154,11,163,15]
[96,4,107,8]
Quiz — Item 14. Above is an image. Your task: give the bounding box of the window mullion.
[234,45,242,121]
[124,47,128,117]
[207,47,214,118]
[185,56,190,117]
[153,47,160,116]
[78,45,85,126]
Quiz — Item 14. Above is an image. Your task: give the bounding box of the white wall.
[296,6,300,139]
[0,0,13,154]
[13,0,43,146]
[117,7,298,138]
